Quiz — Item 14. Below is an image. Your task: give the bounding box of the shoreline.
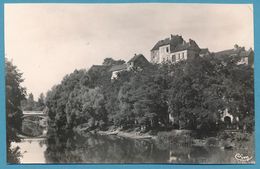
[90,129,254,151]
[96,129,157,140]
[73,125,254,152]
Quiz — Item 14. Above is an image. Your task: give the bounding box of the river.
[11,132,252,164]
[10,118,254,164]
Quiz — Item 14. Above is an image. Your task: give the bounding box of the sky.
[4,3,254,99]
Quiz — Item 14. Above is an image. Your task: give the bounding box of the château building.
[150,34,209,64]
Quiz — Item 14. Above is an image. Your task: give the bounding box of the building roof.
[128,54,147,63]
[109,64,127,72]
[214,49,238,57]
[151,34,184,51]
[172,43,189,52]
[214,47,252,58]
[88,65,109,72]
[151,34,200,53]
[199,48,210,55]
[109,54,149,72]
[214,46,253,64]
[172,39,200,53]
[151,38,171,51]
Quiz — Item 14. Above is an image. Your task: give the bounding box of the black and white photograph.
[5,3,254,164]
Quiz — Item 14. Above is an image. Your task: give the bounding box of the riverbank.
[74,125,254,152]
[13,128,255,164]
[91,128,254,152]
[97,129,156,140]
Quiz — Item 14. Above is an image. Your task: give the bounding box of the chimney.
[188,39,192,45]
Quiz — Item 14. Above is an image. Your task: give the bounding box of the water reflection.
[11,139,47,163]
[7,126,22,163]
[8,117,47,164]
[21,117,45,137]
[43,133,242,164]
[44,133,169,163]
[7,143,21,163]
[11,131,254,164]
[8,115,254,164]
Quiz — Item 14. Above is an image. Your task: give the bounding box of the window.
[166,47,169,53]
[172,55,176,62]
[182,52,185,59]
[178,53,180,60]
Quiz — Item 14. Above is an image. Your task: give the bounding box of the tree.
[27,93,36,110]
[167,54,254,133]
[35,93,45,111]
[102,58,125,66]
[38,93,45,105]
[45,53,254,135]
[5,58,26,163]
[81,87,107,129]
[168,56,226,131]
[5,58,26,133]
[114,67,169,130]
[64,86,107,130]
[218,55,254,132]
[46,69,87,131]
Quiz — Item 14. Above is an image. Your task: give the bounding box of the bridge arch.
[21,110,48,138]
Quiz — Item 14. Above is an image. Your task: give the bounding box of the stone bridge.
[22,110,48,127]
[19,109,49,139]
[23,110,47,116]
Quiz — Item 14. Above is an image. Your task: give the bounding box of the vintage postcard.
[4,3,254,164]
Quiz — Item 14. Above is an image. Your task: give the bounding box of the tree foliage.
[21,92,46,111]
[5,58,26,163]
[102,58,125,66]
[45,55,254,134]
[5,58,26,135]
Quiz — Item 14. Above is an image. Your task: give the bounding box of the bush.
[218,131,250,142]
[205,137,219,146]
[157,130,192,146]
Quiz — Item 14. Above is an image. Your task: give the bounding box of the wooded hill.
[45,54,254,134]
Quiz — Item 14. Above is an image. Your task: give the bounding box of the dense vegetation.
[21,92,46,111]
[45,54,254,135]
[5,58,26,163]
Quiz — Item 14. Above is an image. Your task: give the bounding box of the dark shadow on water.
[43,132,248,164]
[44,132,169,163]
